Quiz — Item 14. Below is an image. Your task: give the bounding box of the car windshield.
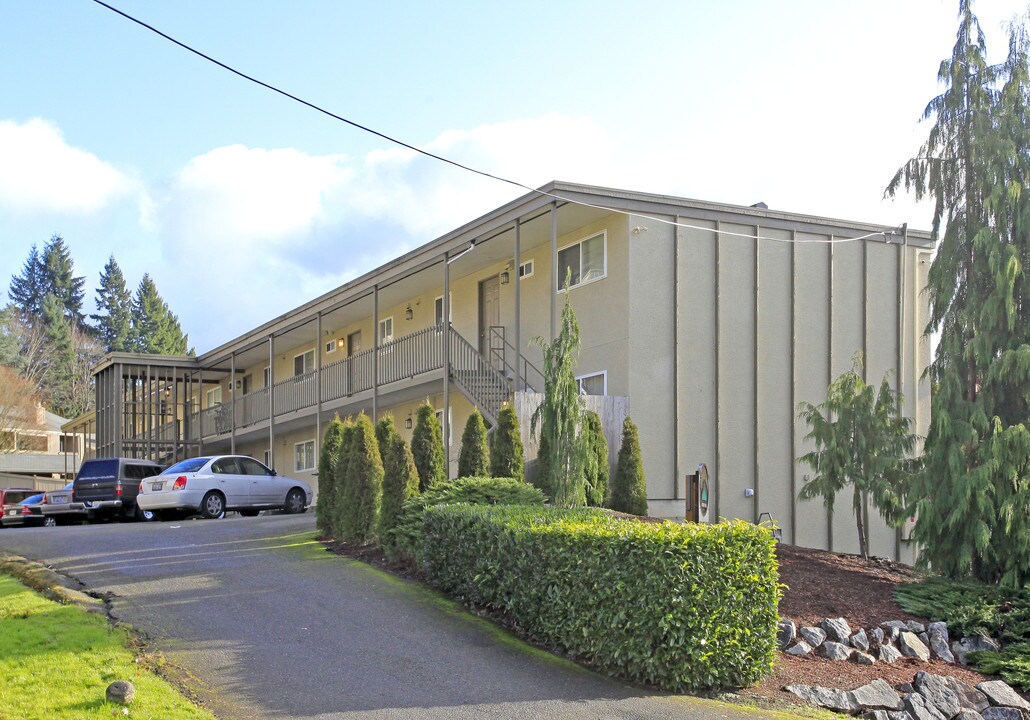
[162,457,210,475]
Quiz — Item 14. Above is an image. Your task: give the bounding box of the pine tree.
[91,255,133,352]
[40,235,85,324]
[489,404,525,482]
[132,274,190,355]
[411,401,446,491]
[8,244,45,317]
[583,410,610,507]
[457,408,490,478]
[886,3,1030,585]
[610,417,648,516]
[376,415,419,546]
[39,294,76,417]
[339,412,382,544]
[316,416,345,537]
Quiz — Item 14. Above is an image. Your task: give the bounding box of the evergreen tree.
[39,294,76,417]
[530,272,587,507]
[489,404,525,482]
[91,255,133,352]
[132,274,190,355]
[886,3,1030,584]
[332,417,357,537]
[376,415,419,546]
[411,401,446,491]
[610,417,648,516]
[40,235,85,324]
[8,244,44,317]
[457,408,490,478]
[583,410,610,506]
[316,416,345,537]
[339,412,382,544]
[797,354,916,559]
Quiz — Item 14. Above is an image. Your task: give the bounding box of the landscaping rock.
[982,708,1024,720]
[852,628,871,652]
[919,632,931,648]
[850,679,903,711]
[914,672,961,718]
[899,632,932,662]
[905,692,948,720]
[778,619,797,649]
[823,641,854,661]
[884,620,910,632]
[976,681,1030,712]
[907,621,927,634]
[942,677,989,713]
[786,683,857,713]
[952,711,985,720]
[928,622,956,664]
[879,644,904,664]
[801,626,828,647]
[928,621,950,643]
[862,712,915,720]
[870,627,886,645]
[106,680,135,705]
[786,640,813,657]
[954,636,1002,666]
[899,683,915,694]
[823,617,854,643]
[853,651,877,666]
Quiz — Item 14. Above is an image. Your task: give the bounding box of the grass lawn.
[0,573,214,720]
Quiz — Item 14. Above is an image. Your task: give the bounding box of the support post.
[550,201,558,341]
[514,218,521,391]
[316,311,323,466]
[443,253,451,477]
[268,335,275,469]
[230,352,236,454]
[372,287,379,421]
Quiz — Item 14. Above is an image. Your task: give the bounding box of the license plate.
[6,509,15,516]
[53,495,68,503]
[152,482,163,491]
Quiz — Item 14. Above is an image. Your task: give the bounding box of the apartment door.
[479,275,500,360]
[347,331,362,356]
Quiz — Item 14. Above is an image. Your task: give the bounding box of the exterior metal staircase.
[448,330,511,426]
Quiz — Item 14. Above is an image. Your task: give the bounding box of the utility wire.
[90,0,906,246]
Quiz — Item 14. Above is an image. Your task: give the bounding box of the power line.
[90,0,905,246]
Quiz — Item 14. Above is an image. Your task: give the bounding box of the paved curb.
[0,553,105,612]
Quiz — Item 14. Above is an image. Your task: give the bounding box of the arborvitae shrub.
[532,431,555,500]
[376,415,419,547]
[411,401,446,491]
[332,417,358,538]
[583,410,609,507]
[610,417,648,516]
[339,412,382,543]
[490,404,524,482]
[457,408,490,478]
[316,415,345,537]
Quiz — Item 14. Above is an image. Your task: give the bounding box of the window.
[263,449,272,468]
[294,349,315,377]
[294,440,315,472]
[240,457,274,476]
[325,340,336,354]
[576,371,607,396]
[206,386,222,407]
[557,232,606,290]
[378,316,394,344]
[435,408,453,446]
[519,260,534,279]
[434,295,452,327]
[263,366,271,388]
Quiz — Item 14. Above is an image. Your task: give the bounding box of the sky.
[2,0,1028,353]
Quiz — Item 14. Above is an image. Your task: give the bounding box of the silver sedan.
[138,455,311,520]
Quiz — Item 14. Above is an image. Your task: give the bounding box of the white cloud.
[0,118,133,215]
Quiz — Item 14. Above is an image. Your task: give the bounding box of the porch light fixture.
[500,270,510,285]
[405,305,413,320]
[404,415,413,429]
[337,338,345,349]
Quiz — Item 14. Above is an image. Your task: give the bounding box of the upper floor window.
[379,317,394,344]
[519,260,534,279]
[435,294,452,327]
[206,386,222,407]
[558,232,606,291]
[294,349,314,377]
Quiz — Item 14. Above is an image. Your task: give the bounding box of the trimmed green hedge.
[419,505,780,691]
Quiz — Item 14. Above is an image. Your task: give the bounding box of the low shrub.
[419,506,780,691]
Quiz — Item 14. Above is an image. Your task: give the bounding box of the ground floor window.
[576,371,607,396]
[294,440,315,472]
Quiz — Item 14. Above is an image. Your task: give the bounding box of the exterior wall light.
[405,305,413,320]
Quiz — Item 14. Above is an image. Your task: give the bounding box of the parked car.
[0,488,44,528]
[72,457,163,521]
[0,482,85,528]
[137,455,311,520]
[0,488,38,522]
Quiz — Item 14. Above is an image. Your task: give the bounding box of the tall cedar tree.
[797,354,916,559]
[886,2,1030,584]
[583,410,610,506]
[457,408,490,478]
[376,415,419,545]
[531,272,587,506]
[489,404,525,482]
[316,416,345,537]
[610,417,648,516]
[132,274,190,355]
[39,294,76,417]
[411,402,446,491]
[339,413,382,544]
[92,255,133,352]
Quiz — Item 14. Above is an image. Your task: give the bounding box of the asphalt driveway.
[0,514,784,719]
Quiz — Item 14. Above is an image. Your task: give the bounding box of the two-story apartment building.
[73,182,933,561]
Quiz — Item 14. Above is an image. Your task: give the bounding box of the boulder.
[928,621,950,643]
[862,712,914,720]
[899,632,932,662]
[853,651,877,666]
[786,683,857,713]
[823,617,853,643]
[850,679,904,711]
[952,712,985,720]
[982,708,1024,720]
[778,619,797,649]
[942,677,989,713]
[914,672,962,718]
[852,628,871,652]
[953,636,1002,666]
[883,620,911,632]
[976,681,1030,711]
[907,621,927,634]
[919,632,931,648]
[931,636,957,664]
[870,627,886,645]
[786,640,813,657]
[905,692,948,720]
[801,626,828,647]
[105,680,135,705]
[879,644,904,664]
[823,641,854,661]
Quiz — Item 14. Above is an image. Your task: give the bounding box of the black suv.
[73,458,162,521]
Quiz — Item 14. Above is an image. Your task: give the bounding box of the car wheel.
[134,505,155,522]
[238,509,260,517]
[283,488,306,514]
[200,492,226,519]
[43,517,57,528]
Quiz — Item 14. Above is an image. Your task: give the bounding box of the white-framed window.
[576,370,607,396]
[325,339,336,354]
[294,349,315,377]
[519,260,534,279]
[263,366,271,388]
[557,231,606,291]
[263,449,272,468]
[435,408,453,446]
[378,316,394,344]
[206,386,222,407]
[434,294,452,327]
[294,439,315,472]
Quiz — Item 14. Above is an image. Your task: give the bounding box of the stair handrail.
[487,325,544,392]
